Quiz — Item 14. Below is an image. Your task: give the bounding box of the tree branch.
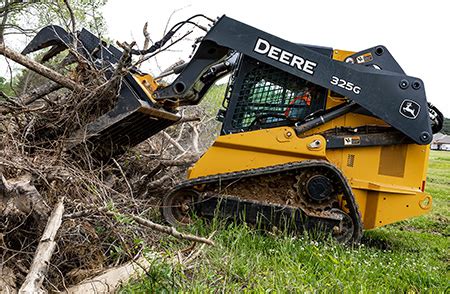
[0,43,83,91]
[162,131,185,152]
[137,21,151,67]
[63,0,77,48]
[105,210,214,245]
[0,0,10,43]
[19,197,65,293]
[19,82,63,105]
[64,204,214,246]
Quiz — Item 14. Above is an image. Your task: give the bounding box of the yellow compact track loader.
[23,15,443,243]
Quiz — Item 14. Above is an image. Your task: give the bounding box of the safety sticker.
[356,52,373,64]
[344,136,361,145]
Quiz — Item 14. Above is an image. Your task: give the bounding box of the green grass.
[122,151,450,293]
[199,83,227,116]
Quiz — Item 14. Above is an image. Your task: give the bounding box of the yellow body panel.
[187,48,432,230]
[188,127,327,179]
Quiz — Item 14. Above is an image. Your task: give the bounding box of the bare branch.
[132,30,192,68]
[64,204,214,245]
[0,43,84,91]
[19,82,63,105]
[105,210,214,245]
[145,174,170,190]
[173,115,201,125]
[137,21,151,67]
[162,131,185,153]
[112,158,133,199]
[159,157,198,166]
[19,197,65,293]
[0,0,10,43]
[63,0,76,33]
[189,122,200,153]
[0,266,16,293]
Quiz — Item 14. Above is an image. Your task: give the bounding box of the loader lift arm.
[21,14,441,161]
[154,16,433,145]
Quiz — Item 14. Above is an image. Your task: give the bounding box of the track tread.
[164,160,363,243]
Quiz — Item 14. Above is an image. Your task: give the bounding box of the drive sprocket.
[294,168,341,211]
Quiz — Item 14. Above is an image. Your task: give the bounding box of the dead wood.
[137,22,151,67]
[183,231,216,264]
[162,131,185,152]
[145,174,170,190]
[0,43,83,91]
[107,210,214,245]
[67,230,215,293]
[189,122,200,153]
[19,197,64,293]
[65,253,160,293]
[65,205,214,246]
[63,0,76,40]
[159,156,198,166]
[19,82,63,105]
[174,115,201,125]
[62,201,214,245]
[0,12,222,290]
[0,174,49,219]
[0,266,17,294]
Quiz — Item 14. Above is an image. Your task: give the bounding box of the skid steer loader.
[23,15,443,243]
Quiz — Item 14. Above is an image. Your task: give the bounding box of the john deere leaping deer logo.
[399,99,420,119]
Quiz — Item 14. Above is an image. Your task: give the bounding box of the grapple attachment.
[68,74,181,160]
[22,25,181,160]
[22,25,123,62]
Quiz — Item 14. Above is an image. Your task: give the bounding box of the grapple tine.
[21,25,73,60]
[39,45,68,63]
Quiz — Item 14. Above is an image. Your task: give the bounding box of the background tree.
[0,0,38,43]
[0,0,108,96]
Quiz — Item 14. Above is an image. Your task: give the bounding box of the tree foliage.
[0,75,13,96]
[34,0,108,35]
[0,0,107,41]
[0,0,108,91]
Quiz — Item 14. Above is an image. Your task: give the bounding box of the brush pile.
[0,39,218,292]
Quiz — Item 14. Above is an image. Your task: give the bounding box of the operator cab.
[220,51,331,135]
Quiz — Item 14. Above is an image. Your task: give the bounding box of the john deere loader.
[22,14,443,243]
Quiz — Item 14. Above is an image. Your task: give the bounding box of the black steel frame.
[155,16,433,145]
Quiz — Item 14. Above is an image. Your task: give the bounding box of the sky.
[100,0,449,117]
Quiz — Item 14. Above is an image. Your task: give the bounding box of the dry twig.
[107,210,214,245]
[162,131,185,153]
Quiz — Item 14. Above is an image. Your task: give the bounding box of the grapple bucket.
[23,25,181,160]
[69,74,181,160]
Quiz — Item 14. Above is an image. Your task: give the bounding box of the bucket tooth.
[22,25,72,61]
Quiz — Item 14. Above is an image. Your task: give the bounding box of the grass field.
[122,151,449,293]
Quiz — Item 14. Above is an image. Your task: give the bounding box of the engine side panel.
[188,127,327,178]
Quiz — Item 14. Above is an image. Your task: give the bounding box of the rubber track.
[167,159,363,242]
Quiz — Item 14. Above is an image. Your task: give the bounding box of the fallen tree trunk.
[0,43,83,92]
[66,253,159,293]
[19,197,65,294]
